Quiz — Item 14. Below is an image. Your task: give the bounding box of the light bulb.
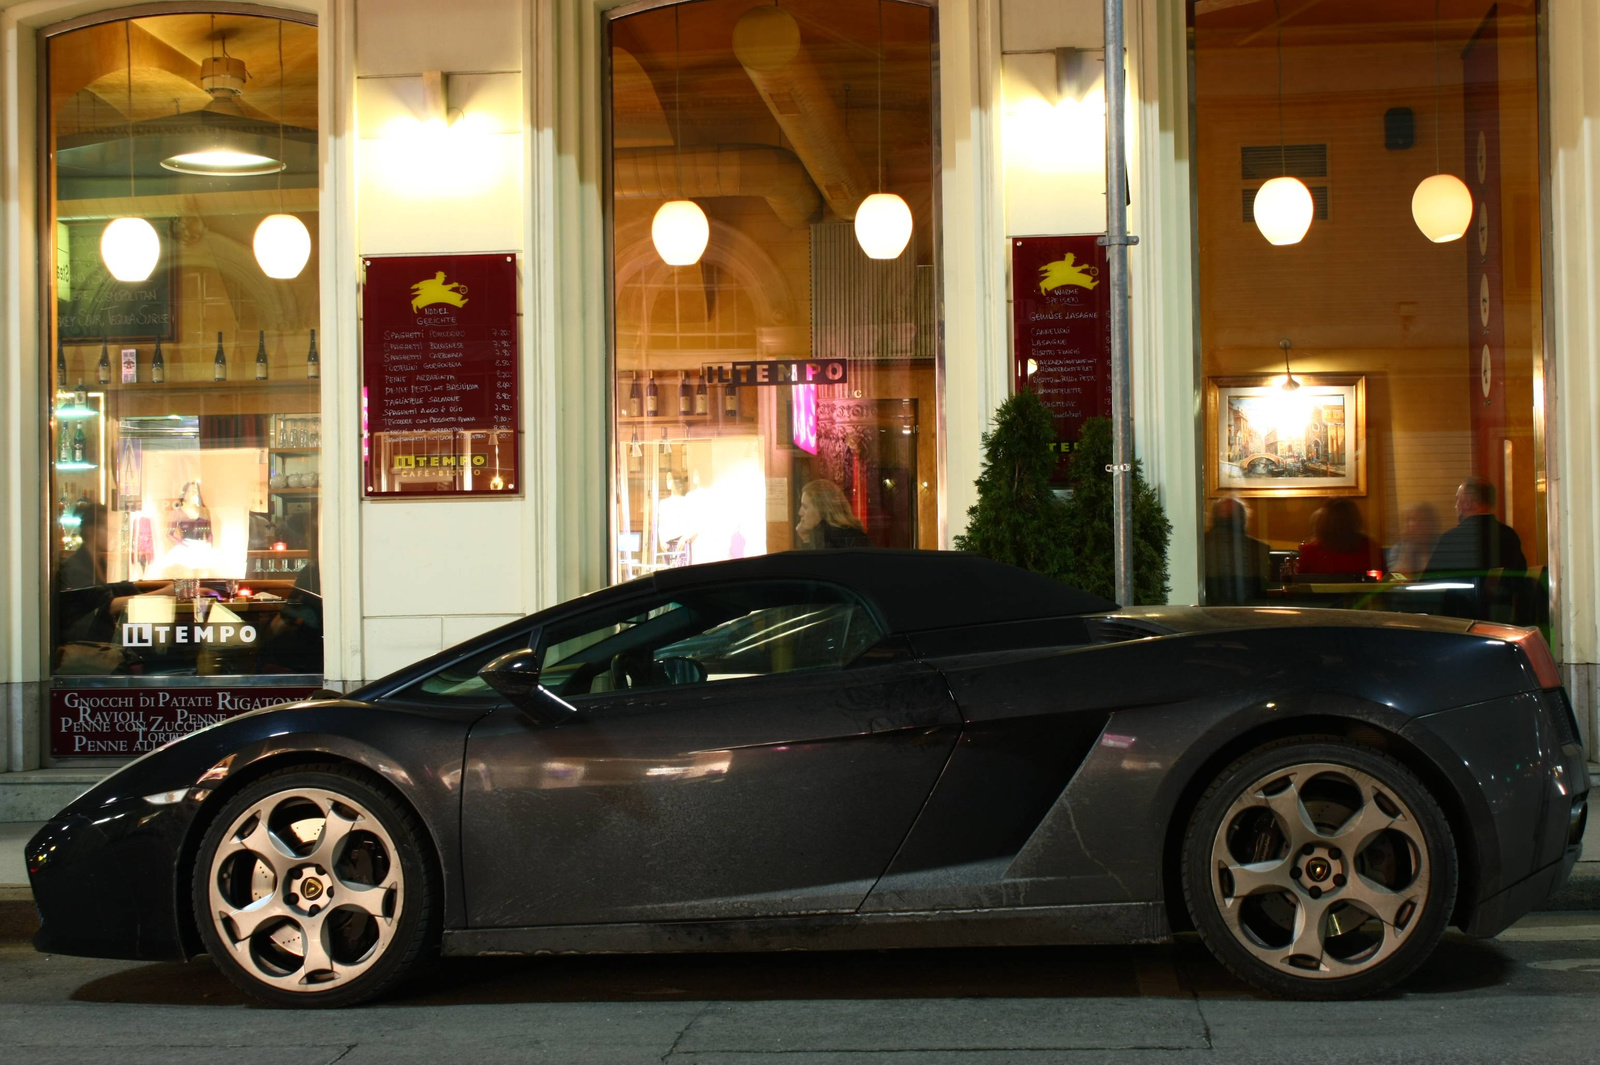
[854,193,913,259]
[1252,177,1314,246]
[100,217,161,282]
[652,200,710,266]
[253,214,312,279]
[161,149,284,176]
[1411,173,1474,243]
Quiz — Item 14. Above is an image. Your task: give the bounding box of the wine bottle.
[56,335,67,391]
[694,373,708,415]
[74,379,88,409]
[724,380,738,417]
[150,337,165,384]
[645,371,659,416]
[660,427,672,460]
[255,331,269,381]
[57,422,72,464]
[97,337,111,385]
[213,332,227,382]
[72,422,86,463]
[677,371,691,416]
[306,329,319,380]
[628,429,643,474]
[626,371,642,418]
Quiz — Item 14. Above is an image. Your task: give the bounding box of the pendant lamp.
[254,26,312,278]
[1412,1,1473,243]
[1254,1,1312,246]
[254,214,312,278]
[652,8,709,267]
[102,22,160,282]
[855,1,913,259]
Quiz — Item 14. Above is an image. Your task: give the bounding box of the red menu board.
[1011,235,1111,483]
[362,253,520,497]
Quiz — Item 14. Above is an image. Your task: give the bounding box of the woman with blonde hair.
[795,478,870,549]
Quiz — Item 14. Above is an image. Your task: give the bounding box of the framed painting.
[1205,375,1366,497]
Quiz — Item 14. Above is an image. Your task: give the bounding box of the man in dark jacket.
[1424,476,1528,621]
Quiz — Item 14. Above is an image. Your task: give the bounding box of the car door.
[460,579,961,928]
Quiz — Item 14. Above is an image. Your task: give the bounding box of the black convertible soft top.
[650,550,1118,634]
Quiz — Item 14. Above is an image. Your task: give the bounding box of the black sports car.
[27,550,1590,1007]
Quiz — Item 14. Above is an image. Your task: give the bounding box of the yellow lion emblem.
[410,271,469,313]
[1039,254,1099,294]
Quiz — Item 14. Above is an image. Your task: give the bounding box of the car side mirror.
[479,647,576,723]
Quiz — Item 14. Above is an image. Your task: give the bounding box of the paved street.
[2,913,1598,1065]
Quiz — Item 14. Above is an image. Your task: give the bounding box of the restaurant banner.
[1010,235,1111,483]
[362,253,520,497]
[1463,11,1506,502]
[51,686,318,757]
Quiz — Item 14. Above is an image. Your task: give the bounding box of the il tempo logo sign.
[122,623,257,647]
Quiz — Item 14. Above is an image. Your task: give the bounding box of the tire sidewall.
[1182,739,1458,999]
[191,767,436,1008]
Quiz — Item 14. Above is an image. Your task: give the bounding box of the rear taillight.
[1470,622,1564,689]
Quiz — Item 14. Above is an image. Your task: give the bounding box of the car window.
[399,629,534,703]
[538,582,883,699]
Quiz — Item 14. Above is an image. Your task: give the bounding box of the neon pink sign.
[791,383,818,455]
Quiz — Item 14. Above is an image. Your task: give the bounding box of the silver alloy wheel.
[206,786,404,993]
[1209,761,1431,980]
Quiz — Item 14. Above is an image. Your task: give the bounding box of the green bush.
[1059,418,1171,605]
[955,395,1170,606]
[952,390,1076,582]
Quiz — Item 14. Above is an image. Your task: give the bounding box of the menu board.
[362,253,520,497]
[1011,235,1111,483]
[51,686,319,757]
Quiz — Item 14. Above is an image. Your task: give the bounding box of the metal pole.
[1100,0,1138,606]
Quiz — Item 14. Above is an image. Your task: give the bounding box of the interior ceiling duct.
[731,5,872,220]
[613,145,821,229]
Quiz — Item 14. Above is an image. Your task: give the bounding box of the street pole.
[1100,0,1138,607]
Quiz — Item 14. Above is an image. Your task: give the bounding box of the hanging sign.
[361,253,520,497]
[1010,235,1112,484]
[50,686,319,757]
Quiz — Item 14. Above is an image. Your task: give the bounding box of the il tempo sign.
[50,686,317,757]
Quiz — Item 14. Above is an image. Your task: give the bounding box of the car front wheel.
[1182,738,1457,998]
[192,765,437,1007]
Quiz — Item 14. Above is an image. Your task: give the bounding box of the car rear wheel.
[192,765,437,1008]
[1181,738,1457,999]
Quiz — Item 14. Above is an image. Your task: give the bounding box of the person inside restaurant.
[1424,477,1531,623]
[1203,497,1272,604]
[1294,498,1384,578]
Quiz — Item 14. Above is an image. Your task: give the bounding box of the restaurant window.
[606,0,940,581]
[1192,0,1549,631]
[46,11,322,684]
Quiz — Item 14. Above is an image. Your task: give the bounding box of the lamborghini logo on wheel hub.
[1305,858,1331,883]
[301,877,324,900]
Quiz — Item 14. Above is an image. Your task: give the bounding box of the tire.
[191,764,438,1008]
[1181,737,1457,999]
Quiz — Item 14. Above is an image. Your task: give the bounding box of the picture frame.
[1205,374,1366,497]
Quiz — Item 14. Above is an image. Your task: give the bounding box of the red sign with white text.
[362,253,520,496]
[1011,236,1111,483]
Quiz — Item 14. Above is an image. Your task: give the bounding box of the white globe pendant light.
[253,213,312,278]
[100,26,160,283]
[1411,173,1473,243]
[1413,5,1472,244]
[854,192,913,259]
[855,2,914,261]
[100,217,162,282]
[652,200,710,266]
[1253,176,1314,246]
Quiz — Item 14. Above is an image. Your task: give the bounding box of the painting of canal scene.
[1207,375,1365,497]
